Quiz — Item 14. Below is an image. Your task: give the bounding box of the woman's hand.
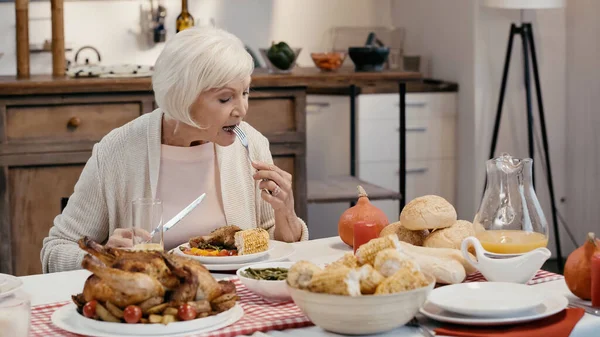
[252,161,295,214]
[105,228,151,248]
[252,161,302,242]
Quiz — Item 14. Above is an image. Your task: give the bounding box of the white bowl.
[236,261,293,302]
[288,274,435,335]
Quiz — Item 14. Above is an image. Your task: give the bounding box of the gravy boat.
[461,236,551,284]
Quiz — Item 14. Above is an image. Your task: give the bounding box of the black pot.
[348,46,390,72]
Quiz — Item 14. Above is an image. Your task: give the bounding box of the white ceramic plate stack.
[420,282,568,326]
[173,240,296,271]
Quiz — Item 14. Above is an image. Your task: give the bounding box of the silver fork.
[233,126,251,161]
[407,317,436,337]
[234,125,274,195]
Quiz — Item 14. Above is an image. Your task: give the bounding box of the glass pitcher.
[473,153,549,255]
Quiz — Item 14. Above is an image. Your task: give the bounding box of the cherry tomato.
[178,303,197,321]
[83,300,97,318]
[123,305,142,324]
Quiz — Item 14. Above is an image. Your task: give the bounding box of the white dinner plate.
[173,241,274,264]
[427,282,545,317]
[420,292,568,326]
[0,273,23,299]
[52,303,243,337]
[199,241,296,271]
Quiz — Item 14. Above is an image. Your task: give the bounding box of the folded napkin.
[434,308,584,337]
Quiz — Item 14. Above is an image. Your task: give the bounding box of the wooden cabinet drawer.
[5,103,141,143]
[358,159,456,206]
[358,116,456,161]
[8,165,85,276]
[357,92,457,120]
[246,98,296,135]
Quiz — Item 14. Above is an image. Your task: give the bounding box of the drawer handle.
[307,102,331,108]
[396,127,427,132]
[396,102,427,108]
[67,117,81,129]
[397,168,428,175]
[306,102,330,113]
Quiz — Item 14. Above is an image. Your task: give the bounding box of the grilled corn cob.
[325,252,358,270]
[355,234,401,266]
[357,264,385,294]
[287,260,322,289]
[308,266,362,296]
[374,268,429,295]
[234,228,270,255]
[373,248,420,277]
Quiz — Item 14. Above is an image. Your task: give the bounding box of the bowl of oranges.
[310,51,347,72]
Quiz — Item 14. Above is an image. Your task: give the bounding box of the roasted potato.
[163,307,179,316]
[211,293,238,313]
[105,301,124,319]
[161,315,177,325]
[146,303,169,315]
[96,303,120,323]
[148,314,163,324]
[139,297,164,314]
[188,300,211,314]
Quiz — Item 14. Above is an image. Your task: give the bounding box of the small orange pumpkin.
[564,232,600,300]
[338,186,389,247]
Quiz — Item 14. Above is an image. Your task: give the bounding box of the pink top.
[156,142,227,250]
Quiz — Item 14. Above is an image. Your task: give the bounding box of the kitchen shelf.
[307,175,401,203]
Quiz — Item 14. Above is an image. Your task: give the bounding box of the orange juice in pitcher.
[476,230,548,254]
[473,153,549,255]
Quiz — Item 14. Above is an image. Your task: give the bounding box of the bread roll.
[400,195,457,230]
[379,221,429,246]
[423,220,475,250]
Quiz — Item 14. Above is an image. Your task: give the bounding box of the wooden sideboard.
[0,68,422,276]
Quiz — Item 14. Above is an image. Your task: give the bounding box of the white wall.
[566,0,600,249]
[392,0,570,257]
[391,0,478,219]
[0,0,393,75]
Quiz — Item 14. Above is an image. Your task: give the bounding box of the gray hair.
[152,27,254,128]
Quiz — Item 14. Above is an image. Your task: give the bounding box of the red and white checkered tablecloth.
[29,277,313,337]
[464,269,563,285]
[29,271,563,337]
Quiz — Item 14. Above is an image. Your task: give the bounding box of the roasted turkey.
[79,236,179,290]
[81,254,165,308]
[189,225,241,249]
[74,237,238,311]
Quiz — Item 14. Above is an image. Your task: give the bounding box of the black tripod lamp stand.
[482,0,565,271]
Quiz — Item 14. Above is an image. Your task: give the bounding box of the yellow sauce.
[476,230,548,254]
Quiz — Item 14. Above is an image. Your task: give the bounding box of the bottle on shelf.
[176,0,194,33]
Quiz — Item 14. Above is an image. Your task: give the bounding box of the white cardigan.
[41,109,309,273]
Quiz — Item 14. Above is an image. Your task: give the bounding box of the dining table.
[18,236,600,337]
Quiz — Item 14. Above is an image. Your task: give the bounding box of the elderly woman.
[41,27,308,273]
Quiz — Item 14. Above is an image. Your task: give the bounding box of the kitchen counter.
[0,67,424,96]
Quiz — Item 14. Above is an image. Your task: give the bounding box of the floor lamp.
[482,0,565,272]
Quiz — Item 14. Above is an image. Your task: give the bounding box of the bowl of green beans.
[236,262,294,302]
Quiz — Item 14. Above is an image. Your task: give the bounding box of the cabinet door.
[358,159,457,205]
[7,165,84,276]
[358,117,456,162]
